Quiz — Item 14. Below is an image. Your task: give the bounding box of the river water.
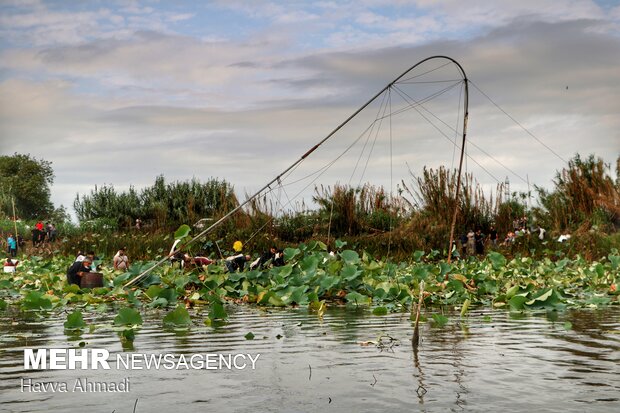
[1,305,618,412]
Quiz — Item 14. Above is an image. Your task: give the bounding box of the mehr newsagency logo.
[20,348,260,393]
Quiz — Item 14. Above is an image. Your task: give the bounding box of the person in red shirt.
[192,255,214,271]
[34,221,45,245]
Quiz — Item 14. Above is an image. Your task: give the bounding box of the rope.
[469,80,567,164]
[397,61,454,83]
[452,81,464,171]
[349,90,389,185]
[391,84,502,184]
[358,86,391,187]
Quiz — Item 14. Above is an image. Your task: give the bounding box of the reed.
[534,154,620,233]
[312,183,409,238]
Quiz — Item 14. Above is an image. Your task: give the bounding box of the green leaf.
[585,295,611,306]
[345,291,371,305]
[245,332,255,340]
[157,288,177,304]
[148,297,168,308]
[372,306,388,316]
[64,310,87,330]
[412,266,429,281]
[505,285,520,299]
[563,321,573,330]
[113,307,143,326]
[208,302,228,320]
[439,262,452,276]
[283,248,301,262]
[174,224,191,240]
[113,272,131,286]
[163,305,191,327]
[526,289,553,305]
[508,295,527,311]
[64,284,80,293]
[0,298,6,311]
[340,250,360,265]
[319,275,339,291]
[431,313,449,327]
[488,252,507,270]
[341,264,362,282]
[121,328,135,341]
[94,303,108,313]
[525,288,563,308]
[413,250,425,262]
[21,291,53,311]
[300,256,319,274]
[288,285,308,305]
[145,285,163,299]
[335,239,347,249]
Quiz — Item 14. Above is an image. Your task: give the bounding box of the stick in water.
[412,280,425,348]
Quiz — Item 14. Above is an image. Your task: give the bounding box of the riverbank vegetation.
[1,153,618,338]
[3,153,618,262]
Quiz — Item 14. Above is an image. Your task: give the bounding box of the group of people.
[226,242,285,273]
[459,218,551,257]
[66,248,130,287]
[169,240,285,274]
[2,220,57,259]
[32,221,57,247]
[461,229,488,257]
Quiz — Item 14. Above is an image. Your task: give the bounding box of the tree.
[0,153,55,219]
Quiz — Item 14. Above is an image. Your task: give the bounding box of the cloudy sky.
[1,0,619,219]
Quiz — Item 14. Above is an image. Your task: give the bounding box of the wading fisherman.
[113,247,130,270]
[273,249,285,267]
[225,241,250,273]
[250,246,277,270]
[66,257,92,287]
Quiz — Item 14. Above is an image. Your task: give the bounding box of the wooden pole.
[11,196,18,253]
[412,280,425,348]
[447,78,469,264]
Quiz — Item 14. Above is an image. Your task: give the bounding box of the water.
[1,306,619,412]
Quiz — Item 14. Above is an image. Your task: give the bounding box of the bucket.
[80,272,104,288]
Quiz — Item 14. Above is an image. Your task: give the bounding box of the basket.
[80,272,104,288]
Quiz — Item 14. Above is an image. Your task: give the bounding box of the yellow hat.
[233,241,243,252]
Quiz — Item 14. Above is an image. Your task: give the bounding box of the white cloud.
[0,1,618,217]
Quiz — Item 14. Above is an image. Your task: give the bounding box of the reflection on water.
[0,305,619,412]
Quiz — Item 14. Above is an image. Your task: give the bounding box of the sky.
[1,0,619,220]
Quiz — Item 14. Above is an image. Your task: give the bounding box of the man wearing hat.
[225,241,250,273]
[66,257,93,287]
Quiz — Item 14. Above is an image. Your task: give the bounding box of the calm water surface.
[0,305,618,412]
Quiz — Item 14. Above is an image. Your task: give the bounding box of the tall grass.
[534,154,620,233]
[313,183,409,237]
[401,166,505,240]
